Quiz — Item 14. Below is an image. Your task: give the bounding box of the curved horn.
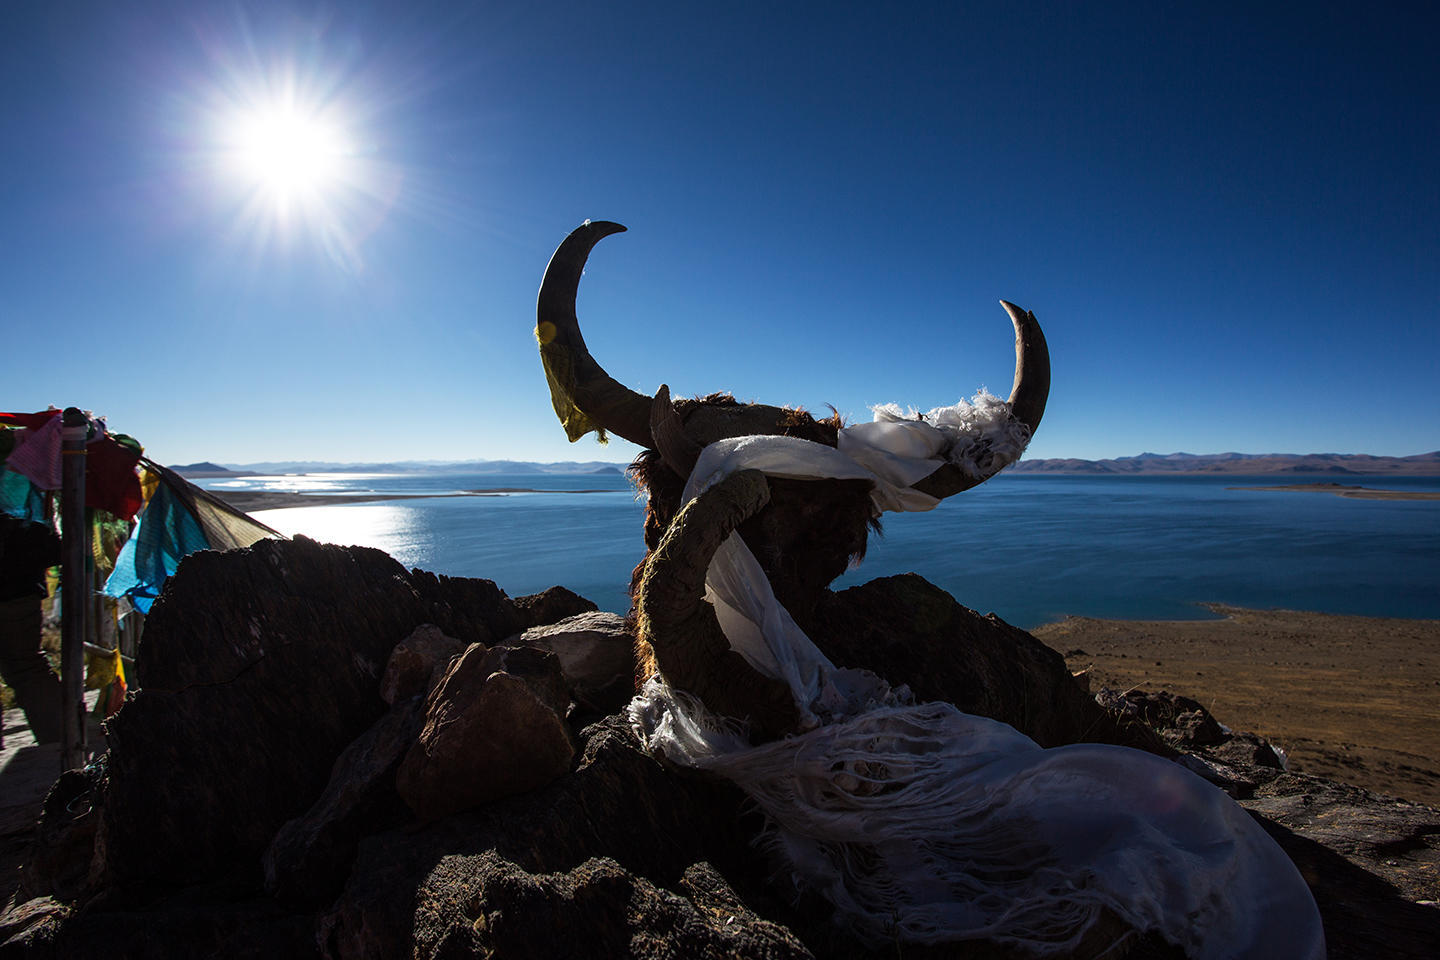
[650,384,703,479]
[911,301,1051,500]
[636,469,800,740]
[1001,299,1049,434]
[536,221,654,447]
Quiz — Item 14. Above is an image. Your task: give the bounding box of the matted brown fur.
[628,397,845,552]
[627,401,880,685]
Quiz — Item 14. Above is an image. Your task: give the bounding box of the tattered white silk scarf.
[629,393,1325,959]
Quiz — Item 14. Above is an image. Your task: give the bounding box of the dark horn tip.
[651,384,703,478]
[578,220,626,238]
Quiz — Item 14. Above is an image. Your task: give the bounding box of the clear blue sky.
[3,1,1436,466]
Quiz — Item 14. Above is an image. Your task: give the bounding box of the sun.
[230,104,348,200]
[192,54,399,273]
[221,98,354,212]
[199,76,389,272]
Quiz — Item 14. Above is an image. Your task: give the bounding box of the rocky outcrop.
[809,574,1172,754]
[3,543,1437,960]
[1097,688,1283,799]
[396,643,574,822]
[1248,775,1440,960]
[1102,688,1440,960]
[320,716,773,959]
[95,537,528,893]
[512,585,599,629]
[16,766,104,905]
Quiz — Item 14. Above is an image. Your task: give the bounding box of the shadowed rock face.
[808,575,1173,753]
[396,643,575,822]
[98,536,527,891]
[378,624,466,705]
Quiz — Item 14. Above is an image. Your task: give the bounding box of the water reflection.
[252,504,421,560]
[253,496,646,615]
[214,473,392,493]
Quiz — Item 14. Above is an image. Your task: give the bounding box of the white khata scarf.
[628,392,1325,958]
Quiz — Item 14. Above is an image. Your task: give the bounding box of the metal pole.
[60,408,88,771]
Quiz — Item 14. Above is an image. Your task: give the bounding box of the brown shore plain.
[1036,606,1440,807]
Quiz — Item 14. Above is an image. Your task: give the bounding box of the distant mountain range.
[1009,451,1440,475]
[169,451,1440,479]
[170,460,627,477]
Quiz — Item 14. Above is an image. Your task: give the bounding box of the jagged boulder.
[512,584,600,629]
[515,611,636,715]
[1244,775,1440,960]
[396,644,574,822]
[378,623,466,704]
[0,895,69,956]
[1096,688,1229,749]
[1097,688,1285,798]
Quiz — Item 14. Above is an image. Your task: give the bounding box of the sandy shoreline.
[211,489,612,512]
[1229,482,1440,500]
[1035,605,1440,806]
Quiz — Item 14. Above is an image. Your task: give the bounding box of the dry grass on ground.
[1035,606,1440,807]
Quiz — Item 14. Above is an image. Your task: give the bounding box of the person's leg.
[0,595,62,743]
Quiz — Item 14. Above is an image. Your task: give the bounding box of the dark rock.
[378,623,466,705]
[1177,753,1262,799]
[263,695,427,905]
[396,644,574,821]
[17,761,106,903]
[809,574,1170,753]
[96,537,527,891]
[406,566,527,646]
[0,896,68,959]
[407,854,813,960]
[326,715,1183,960]
[2,885,319,960]
[517,611,636,715]
[1243,774,1440,959]
[1095,687,1228,749]
[1208,730,1287,771]
[324,716,761,959]
[513,585,600,628]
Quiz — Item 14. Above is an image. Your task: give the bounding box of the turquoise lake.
[200,472,1440,630]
